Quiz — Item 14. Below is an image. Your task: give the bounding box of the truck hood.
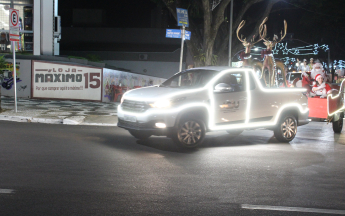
[123,86,204,101]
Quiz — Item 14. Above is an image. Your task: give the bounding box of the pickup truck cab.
[117,67,309,148]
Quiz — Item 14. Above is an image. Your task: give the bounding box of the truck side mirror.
[214,83,233,93]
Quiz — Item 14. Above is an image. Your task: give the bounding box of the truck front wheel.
[172,118,206,148]
[274,115,297,142]
[332,112,344,133]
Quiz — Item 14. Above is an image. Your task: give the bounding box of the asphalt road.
[1,121,345,215]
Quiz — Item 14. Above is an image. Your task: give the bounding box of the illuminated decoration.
[334,60,345,69]
[119,68,309,131]
[327,79,345,116]
[246,42,331,66]
[272,43,329,55]
[249,43,329,57]
[244,55,252,59]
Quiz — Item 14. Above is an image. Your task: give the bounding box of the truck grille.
[121,99,149,113]
[118,119,153,129]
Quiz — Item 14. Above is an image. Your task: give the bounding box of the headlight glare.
[149,99,171,108]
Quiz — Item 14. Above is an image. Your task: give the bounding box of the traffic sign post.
[9,8,19,112]
[176,8,189,72]
[166,29,191,40]
[177,8,189,27]
[179,26,185,72]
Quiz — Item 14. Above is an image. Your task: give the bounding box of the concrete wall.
[60,49,183,62]
[102,68,166,103]
[103,60,184,79]
[61,28,182,45]
[40,0,54,55]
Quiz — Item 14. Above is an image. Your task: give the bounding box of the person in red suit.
[310,74,332,98]
[301,71,312,94]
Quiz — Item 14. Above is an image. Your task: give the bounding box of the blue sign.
[166,29,181,39]
[176,8,189,27]
[185,31,191,40]
[166,29,191,40]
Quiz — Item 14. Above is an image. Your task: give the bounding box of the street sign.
[9,8,19,42]
[185,31,191,40]
[9,8,19,112]
[176,8,189,27]
[166,29,181,39]
[10,9,19,27]
[166,29,191,40]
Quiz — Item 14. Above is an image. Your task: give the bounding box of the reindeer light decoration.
[236,20,264,67]
[259,17,288,87]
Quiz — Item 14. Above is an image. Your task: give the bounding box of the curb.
[0,115,63,124]
[63,116,85,125]
[0,115,118,126]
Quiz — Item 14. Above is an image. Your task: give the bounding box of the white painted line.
[0,189,15,194]
[242,204,345,215]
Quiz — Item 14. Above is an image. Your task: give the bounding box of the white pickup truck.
[117,67,309,148]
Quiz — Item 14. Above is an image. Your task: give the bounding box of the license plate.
[124,115,137,122]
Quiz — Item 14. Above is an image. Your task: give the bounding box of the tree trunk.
[204,41,214,66]
[160,0,280,67]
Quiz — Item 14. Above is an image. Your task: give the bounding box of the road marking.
[0,189,15,194]
[242,204,345,215]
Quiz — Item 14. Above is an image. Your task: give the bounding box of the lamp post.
[228,0,233,66]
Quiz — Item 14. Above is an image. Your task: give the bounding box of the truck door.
[212,71,248,125]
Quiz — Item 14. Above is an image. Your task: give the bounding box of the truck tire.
[274,114,297,142]
[172,118,206,148]
[226,129,243,136]
[129,130,151,140]
[333,112,344,133]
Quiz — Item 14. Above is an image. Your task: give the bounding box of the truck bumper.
[117,105,178,135]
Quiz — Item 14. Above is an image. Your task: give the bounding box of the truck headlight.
[149,99,171,108]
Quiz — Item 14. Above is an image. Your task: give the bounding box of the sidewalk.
[0,96,119,126]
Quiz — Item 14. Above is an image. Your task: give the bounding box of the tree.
[153,0,282,66]
[0,55,7,111]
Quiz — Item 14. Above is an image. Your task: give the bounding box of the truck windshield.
[160,70,219,88]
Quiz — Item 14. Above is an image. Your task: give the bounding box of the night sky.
[59,0,158,28]
[58,0,345,60]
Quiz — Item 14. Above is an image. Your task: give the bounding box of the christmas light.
[119,69,309,131]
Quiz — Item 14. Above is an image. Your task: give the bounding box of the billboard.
[32,61,102,101]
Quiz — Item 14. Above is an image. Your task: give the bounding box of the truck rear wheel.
[333,112,344,133]
[274,114,297,142]
[172,118,206,148]
[129,130,151,140]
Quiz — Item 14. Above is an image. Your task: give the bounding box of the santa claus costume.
[310,74,332,98]
[301,71,312,93]
[311,62,328,82]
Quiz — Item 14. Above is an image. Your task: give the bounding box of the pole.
[179,25,185,72]
[328,49,334,83]
[228,0,233,66]
[12,41,17,112]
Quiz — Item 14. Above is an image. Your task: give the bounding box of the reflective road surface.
[0,121,345,215]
